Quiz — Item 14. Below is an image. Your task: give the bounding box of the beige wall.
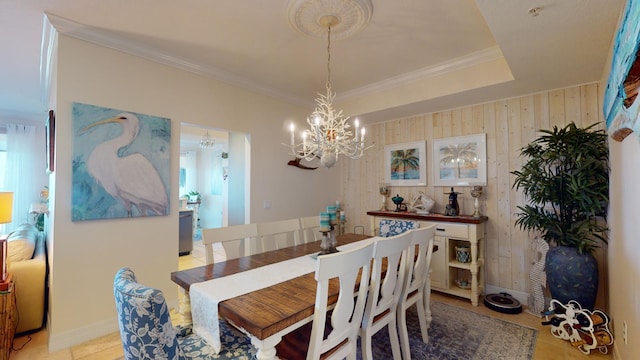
[607,96,640,360]
[340,83,608,304]
[48,35,340,351]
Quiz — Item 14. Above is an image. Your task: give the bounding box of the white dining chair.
[307,242,375,360]
[201,223,259,264]
[360,231,413,360]
[257,218,301,252]
[299,215,322,243]
[397,225,436,360]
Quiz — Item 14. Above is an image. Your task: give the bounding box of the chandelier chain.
[326,24,332,92]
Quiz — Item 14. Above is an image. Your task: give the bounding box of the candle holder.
[471,186,483,218]
[319,224,339,255]
[391,194,405,212]
[379,183,390,211]
[444,187,460,216]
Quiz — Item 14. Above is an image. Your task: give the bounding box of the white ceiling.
[0,0,625,124]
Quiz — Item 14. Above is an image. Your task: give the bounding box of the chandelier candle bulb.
[354,118,359,141]
[289,123,295,146]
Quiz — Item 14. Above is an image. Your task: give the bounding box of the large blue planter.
[545,246,599,310]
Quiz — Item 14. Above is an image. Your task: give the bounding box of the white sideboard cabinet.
[367,211,488,306]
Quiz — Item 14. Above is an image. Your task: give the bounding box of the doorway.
[179,124,229,236]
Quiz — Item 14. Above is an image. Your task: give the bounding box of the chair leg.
[415,295,429,343]
[423,277,432,328]
[178,288,192,324]
[388,318,402,360]
[360,329,374,360]
[347,340,357,360]
[397,306,411,360]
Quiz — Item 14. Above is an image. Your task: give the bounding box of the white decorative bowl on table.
[410,192,435,214]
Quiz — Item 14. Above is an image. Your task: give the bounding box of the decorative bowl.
[455,279,471,289]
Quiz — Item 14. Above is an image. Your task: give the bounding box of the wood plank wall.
[339,83,608,305]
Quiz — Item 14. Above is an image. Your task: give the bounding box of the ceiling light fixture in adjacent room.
[199,130,215,149]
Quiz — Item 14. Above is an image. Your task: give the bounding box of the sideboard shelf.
[367,210,488,306]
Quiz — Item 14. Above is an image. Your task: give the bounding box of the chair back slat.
[202,223,259,264]
[404,225,436,295]
[360,231,413,360]
[257,218,301,251]
[307,242,375,360]
[397,225,437,359]
[300,215,322,243]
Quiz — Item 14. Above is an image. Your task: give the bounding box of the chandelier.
[199,130,215,149]
[284,15,373,168]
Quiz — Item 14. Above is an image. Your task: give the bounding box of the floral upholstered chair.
[113,267,256,360]
[379,219,417,237]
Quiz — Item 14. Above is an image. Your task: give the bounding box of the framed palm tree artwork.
[433,133,487,187]
[384,141,427,186]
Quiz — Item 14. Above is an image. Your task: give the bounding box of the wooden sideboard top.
[366,210,488,224]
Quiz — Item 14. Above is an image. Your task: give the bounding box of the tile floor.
[9,240,613,359]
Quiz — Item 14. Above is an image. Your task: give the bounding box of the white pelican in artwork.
[81,113,169,216]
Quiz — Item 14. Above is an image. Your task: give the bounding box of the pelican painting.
[72,103,170,221]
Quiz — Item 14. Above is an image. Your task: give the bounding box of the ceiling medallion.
[287,0,373,40]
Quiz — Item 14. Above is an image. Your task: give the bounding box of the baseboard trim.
[48,317,119,353]
[47,297,179,352]
[612,343,622,360]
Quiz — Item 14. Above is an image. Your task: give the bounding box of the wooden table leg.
[178,287,192,324]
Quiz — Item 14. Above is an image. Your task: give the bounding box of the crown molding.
[45,13,312,107]
[337,46,505,101]
[44,13,503,111]
[40,14,57,109]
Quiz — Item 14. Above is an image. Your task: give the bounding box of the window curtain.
[2,124,38,233]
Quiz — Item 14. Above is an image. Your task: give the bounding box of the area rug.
[357,301,537,360]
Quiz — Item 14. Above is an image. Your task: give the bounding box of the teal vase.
[545,246,599,310]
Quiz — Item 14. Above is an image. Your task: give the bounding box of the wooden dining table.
[171,233,372,360]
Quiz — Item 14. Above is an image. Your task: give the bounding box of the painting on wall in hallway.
[433,133,487,187]
[46,109,56,173]
[71,102,171,221]
[603,0,640,142]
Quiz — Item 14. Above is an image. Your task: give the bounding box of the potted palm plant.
[511,122,609,310]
